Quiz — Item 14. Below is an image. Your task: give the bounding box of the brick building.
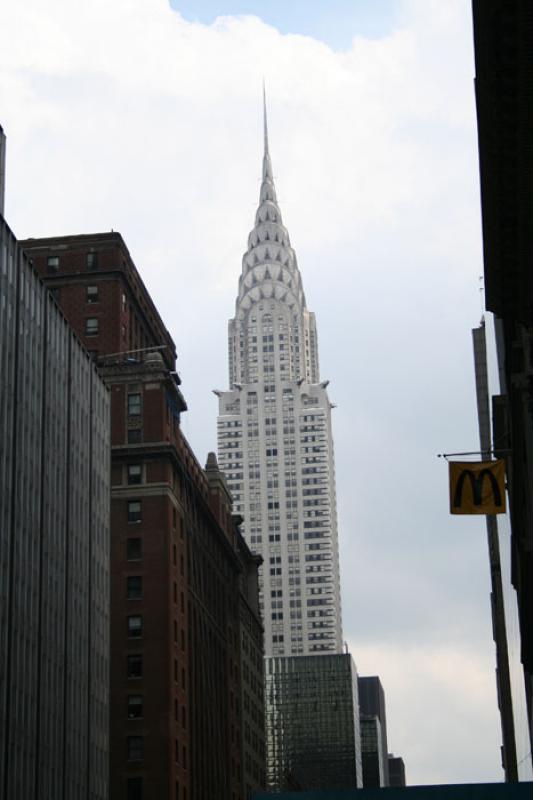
[22,232,265,800]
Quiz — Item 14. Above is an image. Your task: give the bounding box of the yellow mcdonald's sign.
[449,460,506,515]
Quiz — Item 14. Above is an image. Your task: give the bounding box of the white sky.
[0,0,509,786]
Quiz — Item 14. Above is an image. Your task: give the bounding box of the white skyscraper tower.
[216,95,343,656]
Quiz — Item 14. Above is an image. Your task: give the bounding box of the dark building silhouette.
[0,147,110,798]
[388,754,406,787]
[233,518,266,798]
[0,124,5,215]
[360,715,385,787]
[358,676,389,786]
[472,0,533,776]
[22,231,265,800]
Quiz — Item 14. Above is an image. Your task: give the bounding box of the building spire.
[232,88,307,323]
[262,82,273,181]
[263,80,269,156]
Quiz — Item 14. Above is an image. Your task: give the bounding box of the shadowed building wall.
[22,231,265,800]
[0,214,109,799]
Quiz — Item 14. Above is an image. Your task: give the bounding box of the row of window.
[47,251,98,272]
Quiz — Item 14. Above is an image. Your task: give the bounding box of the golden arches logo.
[449,460,506,515]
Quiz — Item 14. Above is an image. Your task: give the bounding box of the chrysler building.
[216,98,343,656]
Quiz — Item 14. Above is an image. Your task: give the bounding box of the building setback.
[216,99,343,657]
[22,231,265,800]
[265,654,362,790]
[0,178,110,795]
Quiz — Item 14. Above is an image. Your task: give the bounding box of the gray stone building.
[0,127,110,799]
[216,98,342,657]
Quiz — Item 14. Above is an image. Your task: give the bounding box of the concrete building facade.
[0,189,110,796]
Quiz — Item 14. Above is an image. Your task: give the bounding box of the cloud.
[0,0,512,785]
[350,640,503,785]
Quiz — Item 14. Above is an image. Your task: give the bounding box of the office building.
[358,676,390,786]
[216,99,343,656]
[265,653,362,790]
[22,231,265,800]
[360,716,385,788]
[388,755,406,787]
[233,512,267,798]
[0,140,110,798]
[472,0,533,778]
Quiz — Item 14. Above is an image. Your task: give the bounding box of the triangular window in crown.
[254,253,260,265]
[264,248,270,261]
[265,230,270,240]
[276,251,282,262]
[264,267,271,280]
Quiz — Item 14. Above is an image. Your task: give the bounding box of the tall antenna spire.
[262,81,273,181]
[263,79,269,155]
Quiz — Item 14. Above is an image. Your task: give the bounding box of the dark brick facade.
[22,232,265,800]
[21,232,176,369]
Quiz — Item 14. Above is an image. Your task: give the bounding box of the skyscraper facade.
[265,654,362,790]
[0,184,110,797]
[217,102,342,657]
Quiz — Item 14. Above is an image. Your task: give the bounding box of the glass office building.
[0,213,110,798]
[265,654,362,790]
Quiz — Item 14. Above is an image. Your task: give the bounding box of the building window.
[127,538,142,561]
[128,428,142,444]
[128,500,141,523]
[127,615,143,638]
[127,736,143,762]
[127,695,143,719]
[87,252,98,270]
[127,576,143,599]
[128,393,142,416]
[128,464,142,484]
[127,654,143,678]
[127,777,143,800]
[47,255,59,273]
[86,285,99,303]
[85,317,99,336]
